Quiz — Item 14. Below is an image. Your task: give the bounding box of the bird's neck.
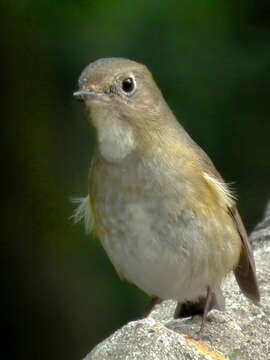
[93,109,136,163]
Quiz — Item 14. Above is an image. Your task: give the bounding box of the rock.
[83,202,270,360]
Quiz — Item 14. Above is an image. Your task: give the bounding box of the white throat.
[96,114,136,162]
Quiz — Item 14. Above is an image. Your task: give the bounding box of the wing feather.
[228,206,260,303]
[195,141,260,304]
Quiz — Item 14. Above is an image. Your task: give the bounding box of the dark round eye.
[121,77,135,93]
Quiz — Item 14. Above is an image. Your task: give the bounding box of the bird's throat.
[96,115,136,163]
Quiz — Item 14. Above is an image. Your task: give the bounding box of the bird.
[73,57,260,334]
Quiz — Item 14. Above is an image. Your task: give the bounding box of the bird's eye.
[121,77,135,94]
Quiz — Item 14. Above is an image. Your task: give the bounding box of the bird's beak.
[73,90,96,101]
[73,89,107,102]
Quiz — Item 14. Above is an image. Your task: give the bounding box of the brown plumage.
[73,58,260,334]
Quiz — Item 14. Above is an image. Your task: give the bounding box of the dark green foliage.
[1,1,269,359]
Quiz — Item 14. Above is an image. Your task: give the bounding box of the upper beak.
[73,90,96,101]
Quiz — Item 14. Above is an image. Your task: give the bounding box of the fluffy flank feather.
[71,195,93,233]
[203,173,236,208]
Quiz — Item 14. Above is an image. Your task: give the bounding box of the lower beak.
[73,90,108,103]
[73,90,96,101]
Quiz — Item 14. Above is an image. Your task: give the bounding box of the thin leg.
[174,286,224,319]
[197,287,213,336]
[174,302,182,318]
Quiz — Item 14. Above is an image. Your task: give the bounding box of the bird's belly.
[96,197,240,303]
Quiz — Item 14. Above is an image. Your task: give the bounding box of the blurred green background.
[1,0,269,359]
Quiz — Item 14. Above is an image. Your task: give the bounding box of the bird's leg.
[143,297,161,318]
[197,287,213,337]
[174,302,183,318]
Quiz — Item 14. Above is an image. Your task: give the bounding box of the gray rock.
[84,202,270,360]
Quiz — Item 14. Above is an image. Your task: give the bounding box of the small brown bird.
[73,58,260,333]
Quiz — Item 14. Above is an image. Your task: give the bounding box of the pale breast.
[89,152,241,302]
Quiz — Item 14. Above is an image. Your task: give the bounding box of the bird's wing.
[228,206,260,303]
[189,136,260,303]
[203,172,260,303]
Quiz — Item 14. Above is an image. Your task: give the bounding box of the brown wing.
[228,206,260,304]
[184,130,260,303]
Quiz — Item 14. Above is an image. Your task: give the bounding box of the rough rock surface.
[84,202,270,360]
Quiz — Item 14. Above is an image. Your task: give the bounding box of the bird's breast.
[89,152,241,302]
